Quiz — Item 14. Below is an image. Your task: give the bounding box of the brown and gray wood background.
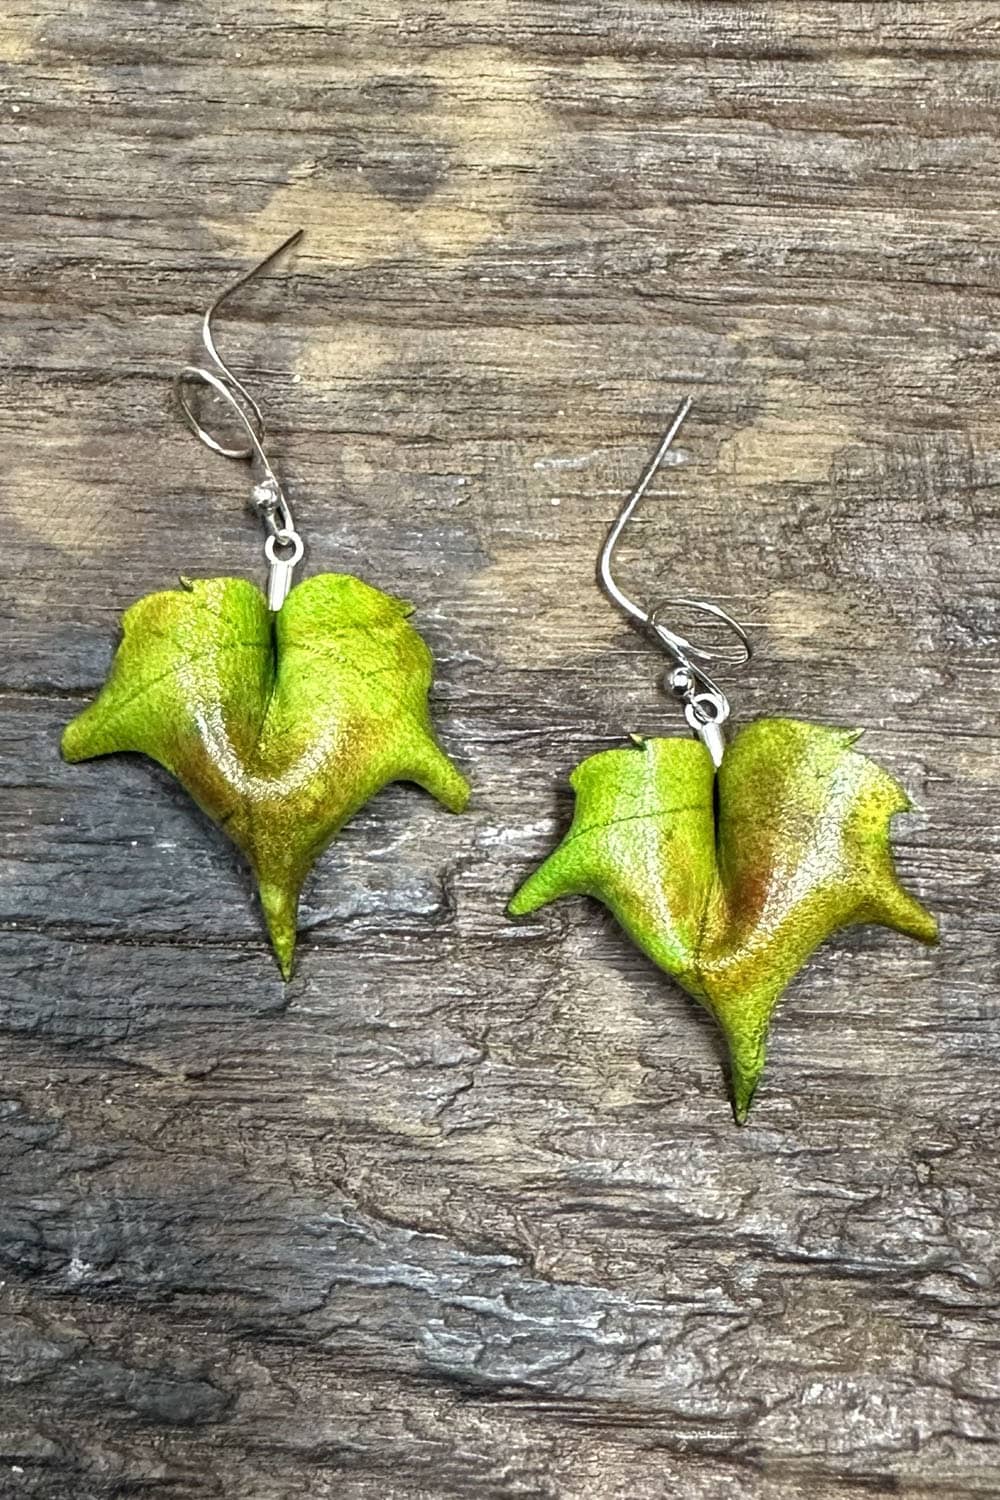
[2,3,999,1497]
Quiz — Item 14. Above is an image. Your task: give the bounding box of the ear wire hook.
[598,396,752,767]
[174,229,305,610]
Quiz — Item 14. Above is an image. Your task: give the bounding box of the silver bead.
[667,665,694,698]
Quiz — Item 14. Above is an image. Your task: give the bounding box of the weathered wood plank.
[1,3,999,1497]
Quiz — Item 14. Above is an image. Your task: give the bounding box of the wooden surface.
[1,4,999,1497]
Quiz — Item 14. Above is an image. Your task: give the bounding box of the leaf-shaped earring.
[508,398,937,1122]
[63,232,469,977]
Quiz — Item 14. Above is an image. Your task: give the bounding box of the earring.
[509,397,937,1122]
[63,232,469,977]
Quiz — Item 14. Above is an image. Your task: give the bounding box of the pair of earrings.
[63,236,938,1122]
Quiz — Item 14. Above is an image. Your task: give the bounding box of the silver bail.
[685,700,727,769]
[668,667,730,769]
[265,531,304,611]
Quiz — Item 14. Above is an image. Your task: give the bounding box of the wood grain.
[1,3,998,1496]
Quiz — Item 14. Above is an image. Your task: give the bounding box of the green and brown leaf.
[509,719,937,1122]
[63,574,470,976]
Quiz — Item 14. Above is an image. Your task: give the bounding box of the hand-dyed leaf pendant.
[509,398,937,1121]
[63,574,469,977]
[510,718,936,1121]
[63,233,468,976]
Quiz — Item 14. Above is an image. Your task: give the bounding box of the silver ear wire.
[598,397,751,767]
[174,229,305,609]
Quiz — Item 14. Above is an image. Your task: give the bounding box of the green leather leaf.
[63,574,470,977]
[509,718,937,1122]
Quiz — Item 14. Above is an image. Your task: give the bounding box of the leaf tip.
[258,880,299,981]
[896,899,940,948]
[868,876,939,947]
[725,1026,767,1126]
[507,875,542,917]
[507,839,583,916]
[60,715,85,763]
[61,707,106,763]
[443,770,472,815]
[730,1073,759,1126]
[413,750,470,815]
